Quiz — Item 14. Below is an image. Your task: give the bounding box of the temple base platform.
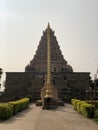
[36,97,64,109]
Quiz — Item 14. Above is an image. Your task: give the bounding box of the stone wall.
[0,72,90,102]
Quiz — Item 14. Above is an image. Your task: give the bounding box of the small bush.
[0,103,13,120]
[9,98,30,115]
[80,103,94,118]
[95,109,98,119]
[71,99,75,105]
[9,101,21,115]
[71,99,94,118]
[0,98,30,120]
[19,98,30,111]
[71,99,80,110]
[76,101,86,113]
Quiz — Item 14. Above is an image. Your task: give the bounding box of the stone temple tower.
[25,24,73,73]
[1,24,90,103]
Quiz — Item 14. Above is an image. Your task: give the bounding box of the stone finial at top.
[48,22,50,27]
[47,22,50,31]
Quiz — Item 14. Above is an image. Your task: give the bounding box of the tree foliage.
[0,68,3,80]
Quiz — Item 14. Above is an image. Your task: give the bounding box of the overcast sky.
[0,0,98,89]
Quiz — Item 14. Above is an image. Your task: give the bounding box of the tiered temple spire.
[25,23,73,73]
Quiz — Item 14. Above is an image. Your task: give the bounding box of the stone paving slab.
[0,104,98,130]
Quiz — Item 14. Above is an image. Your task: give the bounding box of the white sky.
[0,0,98,88]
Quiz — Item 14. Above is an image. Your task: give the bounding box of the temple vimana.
[1,24,90,102]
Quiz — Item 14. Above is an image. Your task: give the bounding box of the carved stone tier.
[25,26,73,73]
[0,24,90,104]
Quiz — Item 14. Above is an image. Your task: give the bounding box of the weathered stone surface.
[0,25,90,102]
[25,27,73,73]
[1,72,90,102]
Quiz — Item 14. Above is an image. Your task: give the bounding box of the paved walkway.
[0,104,98,130]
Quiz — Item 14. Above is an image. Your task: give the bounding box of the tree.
[94,78,98,88]
[0,68,3,88]
[0,68,3,80]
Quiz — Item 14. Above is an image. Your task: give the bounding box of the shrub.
[9,98,30,115]
[71,99,94,118]
[0,103,13,120]
[9,101,21,115]
[76,101,86,113]
[19,98,30,111]
[0,98,30,120]
[95,109,98,119]
[71,99,80,110]
[71,99,75,105]
[80,103,94,118]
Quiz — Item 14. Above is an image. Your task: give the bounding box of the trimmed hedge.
[95,110,98,118]
[76,101,86,113]
[9,98,30,115]
[80,103,94,118]
[0,98,30,120]
[0,103,13,120]
[71,99,94,118]
[71,99,80,110]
